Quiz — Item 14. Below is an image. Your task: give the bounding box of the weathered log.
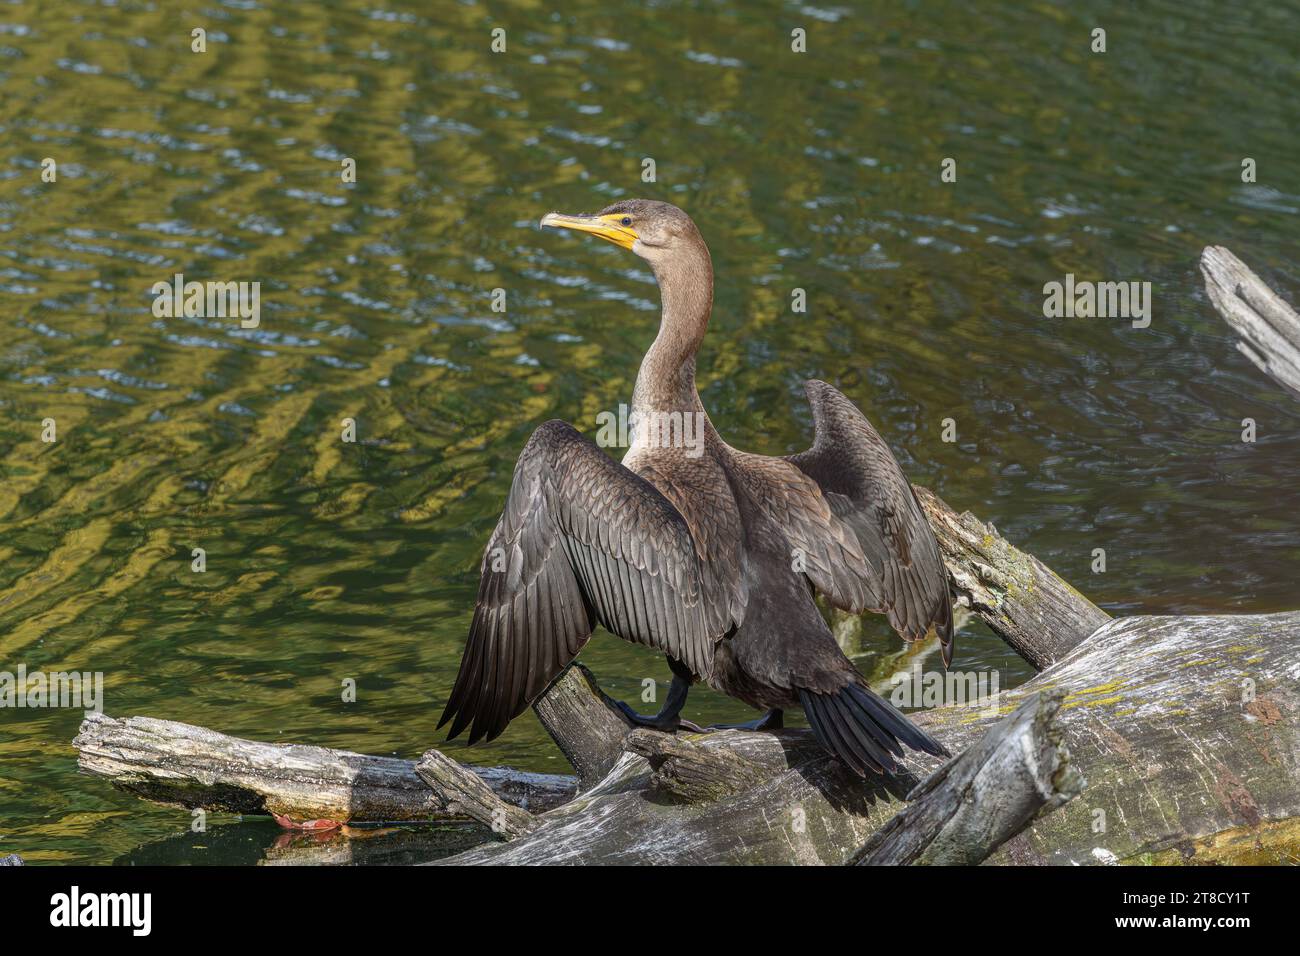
[853,690,1083,865]
[624,728,773,803]
[913,485,1110,669]
[71,610,1298,865]
[441,609,1299,865]
[532,663,634,790]
[414,749,538,838]
[73,712,575,825]
[1202,245,1300,400]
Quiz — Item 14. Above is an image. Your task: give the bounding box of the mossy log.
[825,484,1108,669]
[912,486,1109,669]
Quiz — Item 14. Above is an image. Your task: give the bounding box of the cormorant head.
[540,199,703,267]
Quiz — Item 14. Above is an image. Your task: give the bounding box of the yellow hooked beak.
[540,211,638,251]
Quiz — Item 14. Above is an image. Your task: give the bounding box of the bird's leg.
[613,673,705,733]
[707,709,784,732]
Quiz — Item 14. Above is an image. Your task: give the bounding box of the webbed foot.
[613,699,705,733]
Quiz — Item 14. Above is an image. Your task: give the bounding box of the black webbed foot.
[613,699,705,733]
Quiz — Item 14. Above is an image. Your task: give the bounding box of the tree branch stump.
[532,663,633,790]
[854,690,1083,865]
[1201,245,1300,400]
[414,750,538,838]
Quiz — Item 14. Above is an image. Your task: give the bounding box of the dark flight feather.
[439,420,730,744]
[786,380,956,667]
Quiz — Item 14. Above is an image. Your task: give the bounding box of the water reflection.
[115,819,483,867]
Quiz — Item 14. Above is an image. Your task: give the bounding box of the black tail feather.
[845,684,949,758]
[800,688,891,777]
[799,683,950,780]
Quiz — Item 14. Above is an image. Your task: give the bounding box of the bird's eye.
[620,217,632,227]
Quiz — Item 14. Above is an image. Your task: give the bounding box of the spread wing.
[439,420,725,744]
[783,380,954,665]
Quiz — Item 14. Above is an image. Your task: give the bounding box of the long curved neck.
[633,240,713,414]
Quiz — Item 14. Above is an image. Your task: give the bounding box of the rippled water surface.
[1,0,1298,863]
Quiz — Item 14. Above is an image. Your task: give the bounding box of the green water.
[1,0,1297,864]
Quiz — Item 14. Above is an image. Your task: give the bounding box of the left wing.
[746,380,955,665]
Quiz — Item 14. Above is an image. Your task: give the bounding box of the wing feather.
[782,380,955,665]
[440,420,727,744]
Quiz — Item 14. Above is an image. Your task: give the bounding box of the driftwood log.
[73,712,575,825]
[912,486,1109,669]
[413,749,539,838]
[531,661,631,790]
[1202,245,1300,400]
[434,608,1297,865]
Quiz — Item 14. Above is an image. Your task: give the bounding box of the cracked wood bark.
[441,610,1299,865]
[853,690,1083,865]
[73,712,575,825]
[1201,245,1300,400]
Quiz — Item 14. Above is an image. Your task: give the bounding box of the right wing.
[439,420,727,744]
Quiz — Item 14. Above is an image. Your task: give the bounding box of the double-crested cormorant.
[439,199,954,779]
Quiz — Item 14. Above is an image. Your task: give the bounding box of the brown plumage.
[439,199,955,780]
